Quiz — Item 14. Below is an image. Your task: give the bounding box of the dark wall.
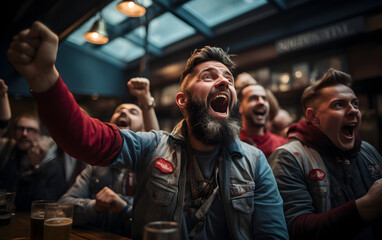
[5,41,128,98]
[56,42,127,98]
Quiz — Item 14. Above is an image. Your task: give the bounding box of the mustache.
[19,137,33,143]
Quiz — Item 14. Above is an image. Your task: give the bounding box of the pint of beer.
[0,192,15,225]
[143,221,180,240]
[44,217,72,240]
[31,200,54,240]
[43,203,73,240]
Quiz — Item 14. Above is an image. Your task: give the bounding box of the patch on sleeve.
[309,169,325,181]
[230,183,255,197]
[154,158,174,174]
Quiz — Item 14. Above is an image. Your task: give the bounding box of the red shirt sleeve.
[32,76,122,166]
[291,200,368,240]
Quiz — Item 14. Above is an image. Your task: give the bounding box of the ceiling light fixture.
[83,13,109,45]
[116,0,146,17]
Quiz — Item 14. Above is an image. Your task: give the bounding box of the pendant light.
[83,12,109,45]
[116,0,146,17]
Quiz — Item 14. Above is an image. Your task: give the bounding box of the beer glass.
[31,200,55,240]
[143,221,180,240]
[43,203,73,240]
[0,192,16,225]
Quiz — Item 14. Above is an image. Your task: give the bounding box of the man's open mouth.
[341,122,356,138]
[116,117,130,128]
[210,93,229,115]
[253,109,266,117]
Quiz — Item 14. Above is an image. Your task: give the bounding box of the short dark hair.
[301,68,352,114]
[180,46,236,91]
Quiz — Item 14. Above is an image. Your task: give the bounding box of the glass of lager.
[143,221,180,240]
[31,200,55,240]
[0,192,16,225]
[43,203,73,240]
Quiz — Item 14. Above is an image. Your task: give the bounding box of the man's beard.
[245,113,267,128]
[185,95,241,146]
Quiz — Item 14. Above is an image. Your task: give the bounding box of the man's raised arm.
[8,21,122,166]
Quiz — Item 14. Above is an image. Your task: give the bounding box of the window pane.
[183,0,267,27]
[100,37,145,62]
[127,12,196,49]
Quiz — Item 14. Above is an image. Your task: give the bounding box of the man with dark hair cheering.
[269,68,382,240]
[237,82,289,159]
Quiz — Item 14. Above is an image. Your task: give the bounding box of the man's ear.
[306,108,319,125]
[176,92,186,110]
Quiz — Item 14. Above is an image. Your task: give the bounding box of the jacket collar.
[169,119,187,142]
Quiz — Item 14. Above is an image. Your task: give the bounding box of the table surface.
[0,211,131,240]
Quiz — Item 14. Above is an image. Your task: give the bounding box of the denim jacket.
[113,120,288,240]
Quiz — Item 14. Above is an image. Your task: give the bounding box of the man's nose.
[22,128,29,135]
[215,77,230,90]
[119,109,128,116]
[347,104,359,116]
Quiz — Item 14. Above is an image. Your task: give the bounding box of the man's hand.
[356,178,382,222]
[7,21,59,92]
[27,141,45,166]
[127,77,159,130]
[95,187,127,213]
[27,136,53,166]
[127,77,152,104]
[0,79,8,96]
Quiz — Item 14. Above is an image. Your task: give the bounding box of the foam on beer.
[44,217,72,226]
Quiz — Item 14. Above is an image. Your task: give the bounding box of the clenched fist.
[7,21,59,92]
[95,187,127,213]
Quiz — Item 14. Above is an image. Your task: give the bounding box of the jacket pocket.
[308,180,330,212]
[230,183,255,214]
[231,193,254,214]
[308,180,328,197]
[146,178,176,205]
[230,184,255,239]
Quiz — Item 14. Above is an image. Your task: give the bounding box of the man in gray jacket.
[269,68,382,240]
[59,77,159,237]
[8,21,288,240]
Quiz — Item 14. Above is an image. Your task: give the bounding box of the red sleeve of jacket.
[291,200,368,240]
[32,76,122,166]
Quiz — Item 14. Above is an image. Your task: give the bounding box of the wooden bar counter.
[0,211,130,240]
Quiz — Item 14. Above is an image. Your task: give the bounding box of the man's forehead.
[193,61,231,75]
[17,117,39,126]
[115,103,140,111]
[182,61,232,89]
[320,84,356,100]
[243,85,265,96]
